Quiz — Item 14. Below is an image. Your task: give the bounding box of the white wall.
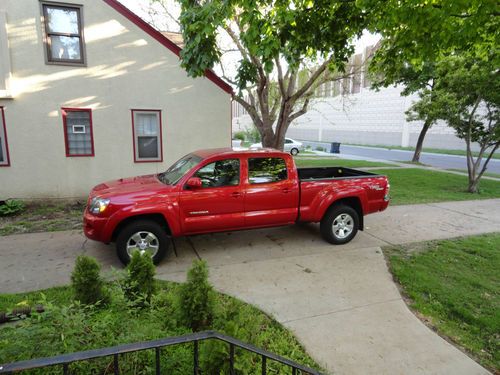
[0,0,231,198]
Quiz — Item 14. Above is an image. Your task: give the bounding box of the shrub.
[0,199,25,216]
[178,260,215,331]
[245,126,261,143]
[123,251,156,306]
[233,131,245,141]
[71,255,108,305]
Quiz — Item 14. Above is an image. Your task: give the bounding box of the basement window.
[42,2,85,65]
[62,108,94,157]
[0,107,10,166]
[132,110,163,162]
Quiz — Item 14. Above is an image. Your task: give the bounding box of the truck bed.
[298,167,378,180]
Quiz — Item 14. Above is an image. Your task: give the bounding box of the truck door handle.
[283,188,291,193]
[231,192,241,198]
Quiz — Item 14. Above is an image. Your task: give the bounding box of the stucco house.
[0,0,232,199]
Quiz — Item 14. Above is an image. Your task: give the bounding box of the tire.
[320,204,359,245]
[116,220,170,265]
[290,148,299,156]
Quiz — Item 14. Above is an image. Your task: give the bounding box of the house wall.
[0,0,230,199]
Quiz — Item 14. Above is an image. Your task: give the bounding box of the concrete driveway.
[2,199,499,374]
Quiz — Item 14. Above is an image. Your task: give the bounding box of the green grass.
[0,280,321,374]
[385,234,500,371]
[370,168,500,205]
[295,158,396,168]
[346,143,500,160]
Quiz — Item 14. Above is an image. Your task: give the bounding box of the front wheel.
[320,205,359,245]
[116,220,170,265]
[290,148,299,156]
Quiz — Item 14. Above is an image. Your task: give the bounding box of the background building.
[0,0,232,199]
[232,45,469,151]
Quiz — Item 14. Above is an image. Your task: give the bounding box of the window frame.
[62,107,95,157]
[131,109,163,163]
[40,1,86,66]
[0,106,10,167]
[248,157,288,185]
[193,158,241,188]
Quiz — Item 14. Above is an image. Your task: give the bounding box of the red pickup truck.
[84,148,390,264]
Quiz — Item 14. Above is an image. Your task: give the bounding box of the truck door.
[244,156,299,227]
[179,158,245,234]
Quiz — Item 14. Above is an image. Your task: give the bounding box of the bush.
[233,131,245,141]
[0,199,25,216]
[245,126,261,143]
[123,251,156,306]
[178,260,215,331]
[71,256,108,306]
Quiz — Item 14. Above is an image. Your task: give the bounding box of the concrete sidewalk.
[1,199,499,374]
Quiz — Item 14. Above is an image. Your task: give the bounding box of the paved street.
[2,199,499,374]
[339,145,500,174]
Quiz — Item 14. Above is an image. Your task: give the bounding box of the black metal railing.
[0,330,323,374]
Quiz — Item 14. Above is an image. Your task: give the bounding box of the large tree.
[361,0,499,161]
[176,0,367,150]
[408,55,499,193]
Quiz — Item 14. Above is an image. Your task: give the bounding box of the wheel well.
[111,214,171,242]
[330,197,364,231]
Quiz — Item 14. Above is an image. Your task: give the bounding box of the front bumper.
[83,209,109,242]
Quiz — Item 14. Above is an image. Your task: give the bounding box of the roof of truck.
[193,148,288,159]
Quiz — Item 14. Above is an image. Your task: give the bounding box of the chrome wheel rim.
[126,231,159,258]
[332,213,354,239]
[291,148,298,155]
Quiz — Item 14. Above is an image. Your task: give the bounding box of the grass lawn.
[0,201,84,236]
[346,143,500,160]
[385,233,500,371]
[294,158,396,168]
[0,280,320,374]
[370,168,500,205]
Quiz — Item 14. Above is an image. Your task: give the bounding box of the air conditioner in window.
[72,125,86,134]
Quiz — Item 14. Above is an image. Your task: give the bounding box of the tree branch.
[289,98,310,123]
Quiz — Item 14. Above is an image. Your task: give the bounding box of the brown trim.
[61,107,95,157]
[0,106,10,167]
[102,0,233,95]
[40,1,86,66]
[131,109,163,163]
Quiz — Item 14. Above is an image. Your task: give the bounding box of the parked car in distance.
[83,148,390,265]
[251,138,304,155]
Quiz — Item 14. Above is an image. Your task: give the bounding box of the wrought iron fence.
[0,330,323,374]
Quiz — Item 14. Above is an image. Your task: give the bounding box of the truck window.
[194,159,240,188]
[248,157,287,184]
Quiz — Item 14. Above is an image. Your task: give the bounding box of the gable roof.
[102,0,233,95]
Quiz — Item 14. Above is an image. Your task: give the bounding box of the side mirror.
[186,177,202,189]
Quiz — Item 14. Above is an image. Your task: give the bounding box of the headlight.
[89,197,110,214]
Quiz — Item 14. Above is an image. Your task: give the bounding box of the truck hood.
[90,174,176,202]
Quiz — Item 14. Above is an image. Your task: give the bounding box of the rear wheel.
[320,205,359,245]
[290,148,299,156]
[116,220,169,265]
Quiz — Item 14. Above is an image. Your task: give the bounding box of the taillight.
[384,183,390,202]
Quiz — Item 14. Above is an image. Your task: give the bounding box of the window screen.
[42,4,85,64]
[248,157,287,184]
[63,109,93,157]
[133,110,162,162]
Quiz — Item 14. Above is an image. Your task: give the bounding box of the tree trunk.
[468,178,480,193]
[412,119,432,162]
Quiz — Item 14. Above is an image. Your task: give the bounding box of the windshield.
[158,154,202,185]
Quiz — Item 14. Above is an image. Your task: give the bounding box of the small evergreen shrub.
[233,131,245,141]
[178,260,215,331]
[71,255,108,305]
[123,251,156,306]
[0,199,25,216]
